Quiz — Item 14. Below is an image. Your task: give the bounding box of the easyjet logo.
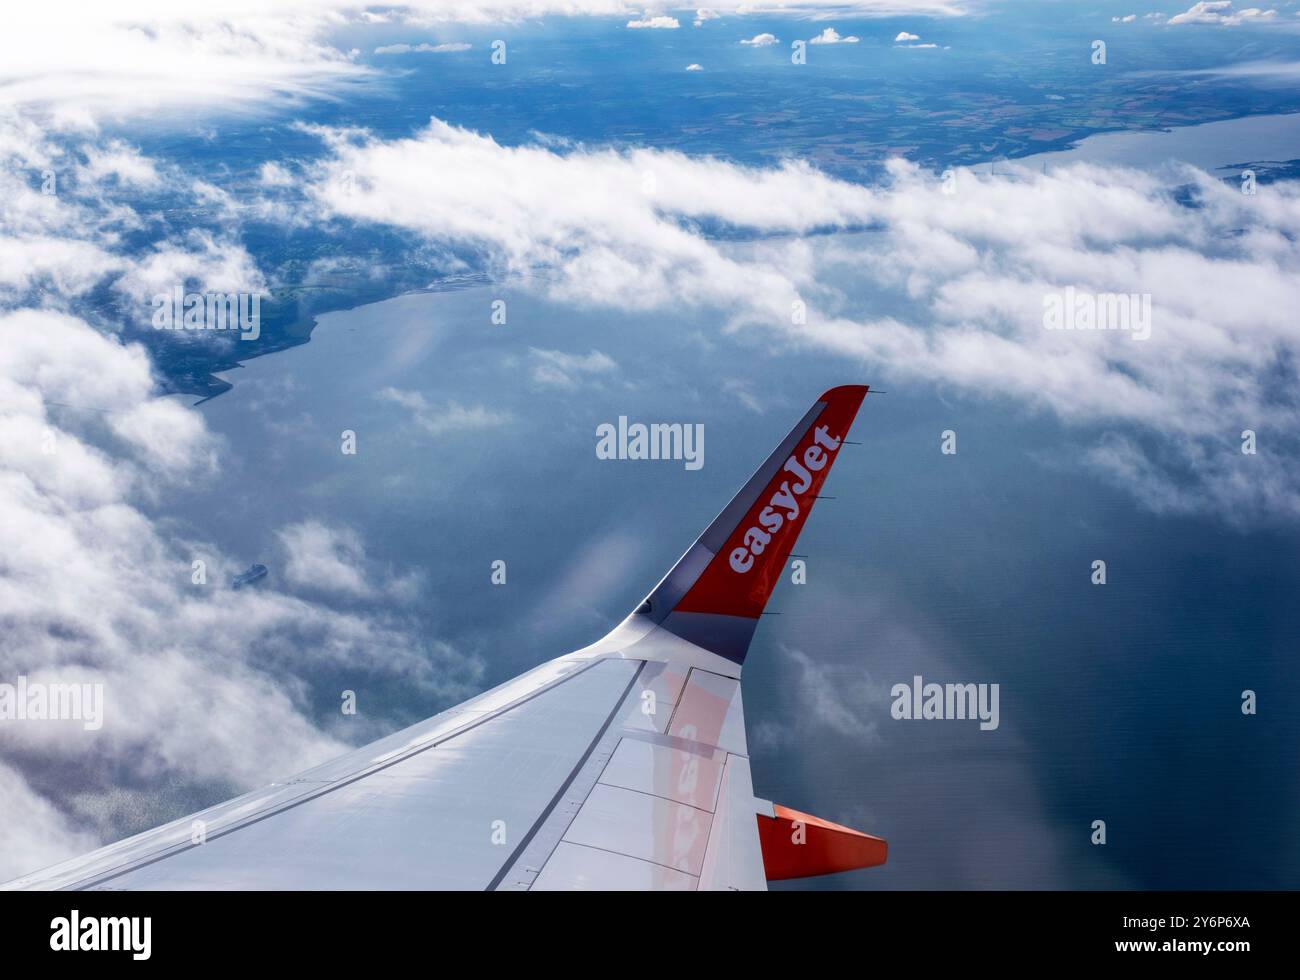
[728,424,842,574]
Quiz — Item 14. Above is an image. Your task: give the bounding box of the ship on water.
[231,563,268,590]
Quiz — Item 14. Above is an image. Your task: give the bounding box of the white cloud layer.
[277,520,421,600]
[1176,59,1300,81]
[810,27,861,43]
[627,16,680,29]
[528,347,619,388]
[299,118,1300,522]
[375,41,473,53]
[378,386,512,435]
[1168,2,1277,25]
[0,308,484,880]
[0,2,971,121]
[0,113,265,313]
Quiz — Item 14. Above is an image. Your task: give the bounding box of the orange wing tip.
[756,803,888,881]
[816,384,870,405]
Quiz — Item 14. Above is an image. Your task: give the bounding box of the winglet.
[757,803,888,880]
[632,385,868,664]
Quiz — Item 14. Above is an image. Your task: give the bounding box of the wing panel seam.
[487,660,646,891]
[61,657,610,891]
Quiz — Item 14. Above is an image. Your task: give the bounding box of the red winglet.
[632,386,869,664]
[757,803,888,881]
[674,385,867,620]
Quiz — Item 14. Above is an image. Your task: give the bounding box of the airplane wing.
[4,386,885,891]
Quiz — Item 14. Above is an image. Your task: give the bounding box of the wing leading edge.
[4,386,879,891]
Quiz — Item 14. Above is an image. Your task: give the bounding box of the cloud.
[76,140,163,189]
[0,4,371,122]
[0,113,484,869]
[809,27,860,44]
[0,2,973,123]
[0,125,125,302]
[693,8,720,26]
[1112,13,1137,22]
[740,33,780,46]
[627,16,680,29]
[378,386,511,436]
[528,347,619,389]
[0,763,99,880]
[686,63,704,70]
[276,520,422,601]
[736,0,965,12]
[894,31,938,47]
[109,399,218,481]
[279,521,371,598]
[722,378,765,414]
[0,116,267,318]
[298,118,1300,523]
[257,160,297,187]
[1168,2,1277,25]
[780,647,880,740]
[1169,59,1300,83]
[0,308,485,879]
[375,41,472,53]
